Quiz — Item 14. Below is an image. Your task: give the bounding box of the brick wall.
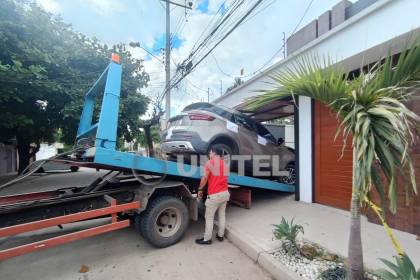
[367,98,420,235]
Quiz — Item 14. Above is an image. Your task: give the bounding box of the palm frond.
[246,55,349,111]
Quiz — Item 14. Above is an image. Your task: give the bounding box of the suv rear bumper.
[161,141,197,153]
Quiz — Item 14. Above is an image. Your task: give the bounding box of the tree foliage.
[0,0,150,171]
[225,77,243,93]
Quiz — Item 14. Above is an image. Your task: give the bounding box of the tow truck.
[0,54,294,260]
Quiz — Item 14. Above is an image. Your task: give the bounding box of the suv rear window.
[205,106,234,121]
[183,103,234,122]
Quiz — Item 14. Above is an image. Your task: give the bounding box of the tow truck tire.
[138,196,189,248]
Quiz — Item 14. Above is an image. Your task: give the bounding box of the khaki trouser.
[204,191,230,241]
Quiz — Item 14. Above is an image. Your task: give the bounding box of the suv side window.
[255,123,276,143]
[234,114,256,132]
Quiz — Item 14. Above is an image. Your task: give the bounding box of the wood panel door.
[314,101,352,210]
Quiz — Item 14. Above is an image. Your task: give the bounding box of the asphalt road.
[0,168,271,280]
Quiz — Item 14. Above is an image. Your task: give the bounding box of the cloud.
[36,0,61,13]
[84,0,126,16]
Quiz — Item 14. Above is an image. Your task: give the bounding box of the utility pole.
[165,0,170,121]
[162,0,192,121]
[282,32,286,59]
[220,80,223,96]
[207,88,210,102]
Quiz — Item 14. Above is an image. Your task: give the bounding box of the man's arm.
[198,163,210,198]
[199,170,209,189]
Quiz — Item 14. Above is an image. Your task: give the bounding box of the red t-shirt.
[204,157,228,195]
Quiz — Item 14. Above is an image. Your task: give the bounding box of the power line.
[212,0,315,79]
[140,46,164,64]
[185,77,208,93]
[290,0,315,35]
[211,53,234,77]
[167,0,266,95]
[239,0,275,26]
[240,45,285,78]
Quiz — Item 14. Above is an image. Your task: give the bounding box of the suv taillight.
[188,113,215,121]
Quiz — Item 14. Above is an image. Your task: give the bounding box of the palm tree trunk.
[348,148,364,280]
[348,192,364,279]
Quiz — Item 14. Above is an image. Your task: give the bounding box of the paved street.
[0,169,271,280]
[0,220,271,280]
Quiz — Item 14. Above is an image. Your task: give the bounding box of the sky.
[36,0,344,117]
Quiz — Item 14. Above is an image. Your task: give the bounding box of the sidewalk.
[225,190,420,270]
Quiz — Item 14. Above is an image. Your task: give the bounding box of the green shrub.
[318,267,346,280]
[273,217,304,246]
[377,253,420,280]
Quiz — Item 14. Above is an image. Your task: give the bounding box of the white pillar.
[298,96,313,203]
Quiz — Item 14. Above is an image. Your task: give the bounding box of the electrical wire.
[211,0,315,79]
[167,0,265,93]
[290,0,315,35]
[185,77,208,93]
[211,53,235,77]
[139,46,164,64]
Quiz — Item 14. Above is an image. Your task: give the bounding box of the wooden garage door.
[314,101,352,210]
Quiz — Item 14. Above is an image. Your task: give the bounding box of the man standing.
[195,148,230,245]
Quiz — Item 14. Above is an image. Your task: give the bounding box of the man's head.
[208,147,223,159]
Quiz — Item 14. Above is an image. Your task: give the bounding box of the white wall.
[298,97,312,203]
[284,125,295,149]
[36,143,57,160]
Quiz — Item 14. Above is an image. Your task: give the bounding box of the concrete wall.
[288,0,374,56]
[317,10,331,37]
[331,0,352,28]
[0,144,17,174]
[346,0,379,18]
[287,20,318,56]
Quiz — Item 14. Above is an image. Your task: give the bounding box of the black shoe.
[216,235,224,242]
[195,238,212,245]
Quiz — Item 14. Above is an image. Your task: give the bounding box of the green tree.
[248,45,420,279]
[0,0,150,172]
[137,100,163,157]
[225,77,243,93]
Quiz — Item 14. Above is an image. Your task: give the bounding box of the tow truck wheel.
[138,196,189,248]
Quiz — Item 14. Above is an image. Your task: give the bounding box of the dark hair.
[210,147,223,156]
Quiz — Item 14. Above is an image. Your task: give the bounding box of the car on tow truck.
[161,102,296,184]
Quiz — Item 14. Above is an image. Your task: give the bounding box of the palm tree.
[248,43,420,279]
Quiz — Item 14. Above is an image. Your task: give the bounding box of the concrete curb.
[224,225,302,280]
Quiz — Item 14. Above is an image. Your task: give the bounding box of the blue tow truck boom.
[0,54,294,260]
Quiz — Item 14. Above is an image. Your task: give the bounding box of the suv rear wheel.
[208,143,233,158]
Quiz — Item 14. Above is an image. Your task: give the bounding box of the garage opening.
[236,97,297,195]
